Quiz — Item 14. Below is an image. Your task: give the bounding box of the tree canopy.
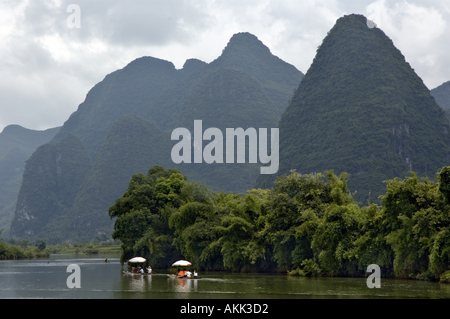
[110,165,450,283]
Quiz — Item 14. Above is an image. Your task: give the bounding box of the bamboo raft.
[123,271,152,276]
[167,274,201,280]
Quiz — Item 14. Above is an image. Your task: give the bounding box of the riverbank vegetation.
[109,165,450,283]
[46,241,122,255]
[0,237,50,260]
[0,236,121,260]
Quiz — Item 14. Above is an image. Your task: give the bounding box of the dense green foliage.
[109,166,187,268]
[111,165,450,283]
[257,14,450,206]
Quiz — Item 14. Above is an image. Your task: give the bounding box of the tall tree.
[109,166,185,267]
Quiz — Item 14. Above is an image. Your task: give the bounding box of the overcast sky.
[1,0,449,132]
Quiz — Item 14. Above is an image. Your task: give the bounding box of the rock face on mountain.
[10,32,303,242]
[0,125,60,236]
[257,14,450,204]
[10,134,92,241]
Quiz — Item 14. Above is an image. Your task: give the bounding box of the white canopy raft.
[168,260,201,279]
[128,257,146,263]
[123,257,151,275]
[172,260,192,267]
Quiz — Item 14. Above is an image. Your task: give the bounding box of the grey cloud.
[16,0,213,47]
[96,0,212,46]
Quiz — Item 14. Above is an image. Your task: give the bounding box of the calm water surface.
[1,255,450,299]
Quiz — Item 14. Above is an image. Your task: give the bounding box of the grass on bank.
[0,239,121,260]
[46,241,122,255]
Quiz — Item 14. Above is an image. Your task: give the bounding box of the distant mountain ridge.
[10,32,304,242]
[50,32,302,161]
[431,81,450,121]
[431,80,450,110]
[0,125,60,160]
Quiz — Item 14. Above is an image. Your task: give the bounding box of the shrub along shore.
[0,240,50,260]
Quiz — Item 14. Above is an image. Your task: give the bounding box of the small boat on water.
[123,271,152,276]
[169,259,201,279]
[124,256,153,275]
[167,274,201,280]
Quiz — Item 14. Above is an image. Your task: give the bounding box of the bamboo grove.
[109,165,450,283]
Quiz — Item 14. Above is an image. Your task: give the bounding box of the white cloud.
[361,0,449,89]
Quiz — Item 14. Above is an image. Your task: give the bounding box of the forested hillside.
[176,67,279,193]
[257,14,450,205]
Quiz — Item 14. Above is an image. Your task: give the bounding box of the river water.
[1,255,450,299]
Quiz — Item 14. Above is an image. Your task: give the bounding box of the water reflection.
[2,256,450,299]
[170,278,199,293]
[125,274,152,292]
